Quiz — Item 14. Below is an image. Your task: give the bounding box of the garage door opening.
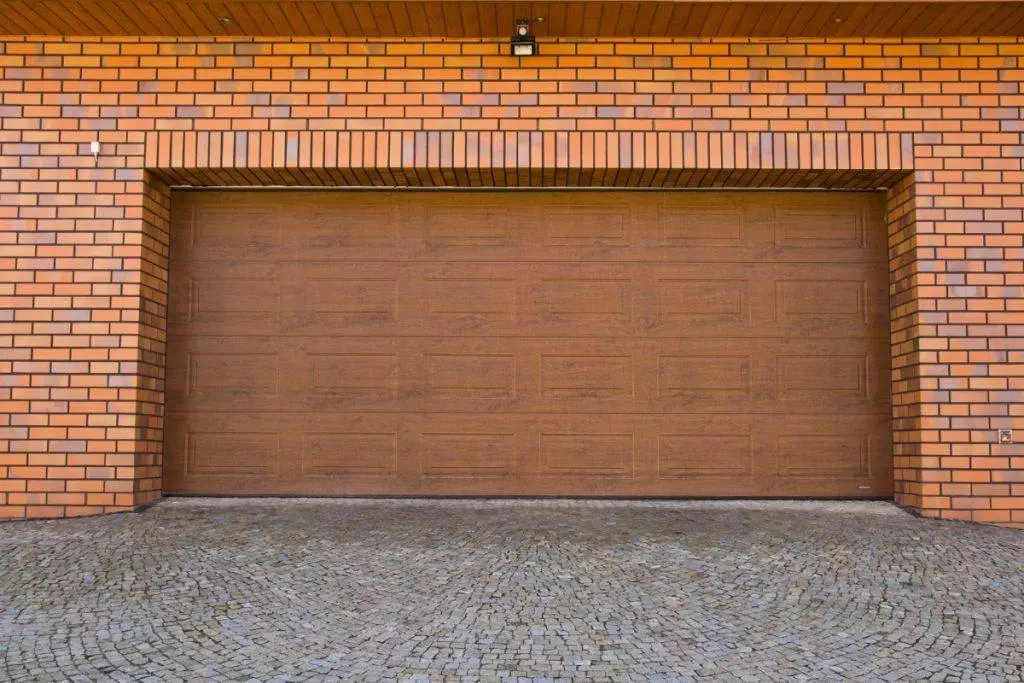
[164,190,892,498]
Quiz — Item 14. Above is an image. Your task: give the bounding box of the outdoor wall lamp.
[511,19,537,57]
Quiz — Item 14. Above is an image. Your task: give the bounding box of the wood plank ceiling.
[1,1,1022,38]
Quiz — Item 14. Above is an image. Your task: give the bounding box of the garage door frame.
[161,187,895,499]
[119,129,926,513]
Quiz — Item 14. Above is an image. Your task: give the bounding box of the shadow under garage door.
[164,190,893,497]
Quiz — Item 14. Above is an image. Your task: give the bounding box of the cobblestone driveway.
[2,499,1023,682]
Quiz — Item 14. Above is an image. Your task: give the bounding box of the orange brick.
[0,34,1020,527]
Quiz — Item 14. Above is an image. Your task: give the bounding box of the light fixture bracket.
[511,19,537,57]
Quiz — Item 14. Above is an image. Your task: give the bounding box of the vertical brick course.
[1,35,1022,526]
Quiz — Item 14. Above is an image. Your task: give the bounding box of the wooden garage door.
[164,191,892,497]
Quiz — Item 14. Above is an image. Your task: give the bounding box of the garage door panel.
[421,352,519,401]
[165,412,287,482]
[534,418,638,479]
[652,414,768,482]
[168,335,889,417]
[763,414,893,495]
[411,267,520,332]
[649,262,887,337]
[284,262,403,337]
[305,351,401,404]
[287,200,399,252]
[417,429,521,480]
[168,337,401,410]
[185,207,285,261]
[166,190,892,497]
[165,416,890,497]
[167,346,287,407]
[767,192,887,261]
[184,198,400,261]
[174,275,282,330]
[773,208,867,252]
[656,433,754,479]
[165,411,408,492]
[522,266,638,337]
[167,411,890,496]
[654,200,753,251]
[288,262,401,314]
[652,275,757,336]
[174,192,888,266]
[300,431,401,478]
[653,194,884,264]
[171,261,888,340]
[774,276,870,328]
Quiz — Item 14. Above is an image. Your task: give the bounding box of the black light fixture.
[511,19,537,57]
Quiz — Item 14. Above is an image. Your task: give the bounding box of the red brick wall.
[1,36,1022,526]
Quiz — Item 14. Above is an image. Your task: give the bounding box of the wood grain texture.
[1,1,1020,37]
[164,189,893,497]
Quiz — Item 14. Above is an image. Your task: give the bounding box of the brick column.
[897,131,1024,526]
[0,153,168,518]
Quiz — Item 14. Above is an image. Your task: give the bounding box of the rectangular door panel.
[165,190,893,498]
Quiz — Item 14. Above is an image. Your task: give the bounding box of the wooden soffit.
[0,1,1021,38]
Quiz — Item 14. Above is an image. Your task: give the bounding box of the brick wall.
[1,35,1022,526]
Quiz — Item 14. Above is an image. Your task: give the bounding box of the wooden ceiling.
[1,1,1021,38]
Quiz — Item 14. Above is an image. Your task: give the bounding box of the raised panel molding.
[421,433,517,477]
[193,279,281,317]
[658,210,745,247]
[540,207,631,246]
[425,278,516,318]
[541,355,634,398]
[426,354,517,399]
[308,354,398,398]
[658,356,751,397]
[296,207,399,247]
[421,205,512,246]
[308,279,398,316]
[186,432,278,476]
[539,279,631,317]
[193,212,282,259]
[658,434,752,477]
[777,434,870,478]
[539,433,634,476]
[301,433,399,476]
[775,280,867,321]
[777,355,868,398]
[658,280,749,323]
[775,211,865,250]
[188,352,280,394]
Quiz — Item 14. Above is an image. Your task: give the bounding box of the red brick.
[0,35,1020,526]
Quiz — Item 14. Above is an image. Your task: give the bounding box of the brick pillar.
[895,141,1024,527]
[0,154,167,518]
[132,174,171,508]
[888,173,928,514]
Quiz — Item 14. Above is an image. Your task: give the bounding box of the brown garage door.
[164,190,892,497]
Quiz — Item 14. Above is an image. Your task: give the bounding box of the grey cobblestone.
[1,499,1022,681]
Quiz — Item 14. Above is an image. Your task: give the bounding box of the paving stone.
[1,499,1022,681]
